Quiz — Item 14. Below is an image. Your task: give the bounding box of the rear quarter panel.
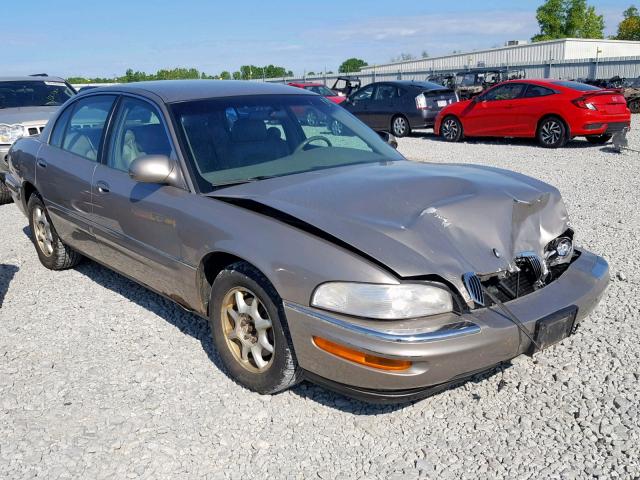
[7,137,42,212]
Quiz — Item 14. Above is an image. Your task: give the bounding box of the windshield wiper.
[211,175,280,190]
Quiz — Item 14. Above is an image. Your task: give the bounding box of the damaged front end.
[462,229,577,308]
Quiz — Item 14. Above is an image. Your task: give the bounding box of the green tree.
[616,5,640,40]
[232,71,242,80]
[219,71,231,80]
[338,58,368,73]
[532,0,604,41]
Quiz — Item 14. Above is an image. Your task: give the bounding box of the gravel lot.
[1,118,639,480]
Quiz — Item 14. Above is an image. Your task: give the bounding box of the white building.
[360,38,640,75]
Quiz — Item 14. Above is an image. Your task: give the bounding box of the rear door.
[35,94,117,258]
[368,83,399,130]
[91,95,194,301]
[462,83,526,136]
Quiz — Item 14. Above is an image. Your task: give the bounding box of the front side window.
[0,80,75,109]
[172,95,404,192]
[61,95,116,161]
[352,85,374,101]
[107,97,172,172]
[483,84,525,101]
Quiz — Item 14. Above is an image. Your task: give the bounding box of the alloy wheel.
[393,116,407,136]
[330,120,344,136]
[32,205,54,257]
[540,120,562,145]
[306,109,319,127]
[221,287,274,373]
[442,118,459,140]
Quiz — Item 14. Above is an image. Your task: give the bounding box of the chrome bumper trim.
[284,301,481,344]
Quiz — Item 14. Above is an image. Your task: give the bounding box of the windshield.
[0,81,75,109]
[303,85,335,96]
[551,81,601,92]
[172,95,404,192]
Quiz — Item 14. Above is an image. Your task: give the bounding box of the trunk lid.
[582,90,629,115]
[416,89,458,112]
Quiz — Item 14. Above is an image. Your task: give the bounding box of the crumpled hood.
[212,161,569,286]
[0,106,59,125]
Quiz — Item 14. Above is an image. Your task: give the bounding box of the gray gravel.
[1,118,639,479]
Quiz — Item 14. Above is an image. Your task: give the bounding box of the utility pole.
[594,47,603,80]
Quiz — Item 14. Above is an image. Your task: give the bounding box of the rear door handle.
[96,180,110,193]
[36,159,47,168]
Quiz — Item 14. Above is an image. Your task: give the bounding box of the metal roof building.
[279,38,640,86]
[360,38,640,74]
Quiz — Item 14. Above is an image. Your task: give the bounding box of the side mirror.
[378,131,398,149]
[129,155,180,186]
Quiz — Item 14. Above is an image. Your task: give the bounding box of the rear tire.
[0,180,12,205]
[208,261,302,394]
[628,99,639,114]
[586,134,612,145]
[537,116,567,148]
[391,115,410,138]
[440,116,463,142]
[330,119,344,136]
[27,194,82,270]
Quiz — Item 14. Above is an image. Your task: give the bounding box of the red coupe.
[435,79,631,148]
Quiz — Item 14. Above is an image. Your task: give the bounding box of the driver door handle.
[36,159,47,169]
[96,180,110,193]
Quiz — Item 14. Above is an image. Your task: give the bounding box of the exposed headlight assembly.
[545,236,574,266]
[0,124,28,145]
[311,282,453,320]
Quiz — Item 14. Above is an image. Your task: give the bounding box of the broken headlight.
[545,236,574,266]
[311,282,453,320]
[0,124,28,145]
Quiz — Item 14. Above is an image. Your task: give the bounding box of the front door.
[346,84,376,127]
[91,96,194,302]
[35,94,117,258]
[462,83,526,136]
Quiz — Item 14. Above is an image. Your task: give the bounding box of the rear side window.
[61,95,116,161]
[524,85,556,98]
[50,106,73,148]
[374,85,398,100]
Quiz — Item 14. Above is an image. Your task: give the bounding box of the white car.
[0,75,76,204]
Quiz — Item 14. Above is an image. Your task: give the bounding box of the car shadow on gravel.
[19,225,509,412]
[0,264,19,308]
[421,135,617,150]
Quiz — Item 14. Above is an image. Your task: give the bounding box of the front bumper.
[285,249,609,401]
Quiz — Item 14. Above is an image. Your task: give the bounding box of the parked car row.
[3,80,611,402]
[289,77,631,148]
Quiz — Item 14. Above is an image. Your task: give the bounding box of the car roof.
[375,80,449,90]
[288,82,324,87]
[89,80,312,103]
[0,76,68,83]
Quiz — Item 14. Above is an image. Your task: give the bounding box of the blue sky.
[3,0,632,78]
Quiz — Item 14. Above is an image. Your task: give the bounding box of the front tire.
[0,180,12,205]
[27,194,82,270]
[537,117,567,148]
[440,116,463,142]
[586,134,612,145]
[391,115,410,138]
[209,262,301,394]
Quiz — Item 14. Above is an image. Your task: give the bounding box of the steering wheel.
[294,136,332,153]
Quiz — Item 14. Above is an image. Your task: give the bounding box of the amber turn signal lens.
[312,337,411,371]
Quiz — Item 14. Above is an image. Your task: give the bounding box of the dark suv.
[337,81,458,137]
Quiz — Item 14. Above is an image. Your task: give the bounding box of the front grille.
[27,126,45,136]
[462,272,485,306]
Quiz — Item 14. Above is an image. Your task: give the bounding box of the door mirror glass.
[378,131,398,149]
[129,154,179,185]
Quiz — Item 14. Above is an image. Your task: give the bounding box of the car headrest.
[266,127,282,141]
[232,119,268,142]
